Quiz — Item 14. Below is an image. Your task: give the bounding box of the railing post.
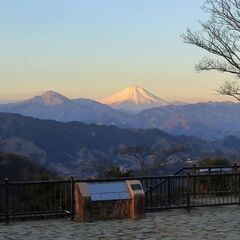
[193,164,197,198]
[233,163,238,199]
[70,176,75,221]
[4,178,9,225]
[233,162,238,173]
[238,174,240,207]
[149,185,153,208]
[187,172,191,213]
[167,178,171,205]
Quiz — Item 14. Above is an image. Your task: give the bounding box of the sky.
[0,0,236,103]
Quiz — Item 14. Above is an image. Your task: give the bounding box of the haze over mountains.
[1,87,240,177]
[0,86,240,140]
[128,102,240,140]
[0,91,128,125]
[0,112,239,177]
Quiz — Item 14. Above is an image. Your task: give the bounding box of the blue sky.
[0,0,233,102]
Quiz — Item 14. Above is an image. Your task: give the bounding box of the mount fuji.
[2,88,240,140]
[100,86,170,112]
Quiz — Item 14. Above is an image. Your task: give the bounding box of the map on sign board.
[131,184,142,191]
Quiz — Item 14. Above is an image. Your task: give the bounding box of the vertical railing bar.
[239,174,240,206]
[177,175,180,207]
[70,176,75,221]
[187,172,190,213]
[54,183,56,210]
[209,174,211,206]
[193,164,197,199]
[150,178,153,207]
[4,178,9,225]
[167,178,170,205]
[227,174,228,204]
[222,175,224,205]
[164,178,167,208]
[42,183,47,216]
[237,173,239,204]
[160,179,163,207]
[225,175,227,205]
[35,184,38,214]
[214,175,219,204]
[156,179,158,205]
[49,182,52,212]
[206,175,208,206]
[64,182,67,211]
[234,175,236,204]
[145,179,148,208]
[149,184,153,208]
[215,175,219,204]
[59,183,62,211]
[234,162,238,204]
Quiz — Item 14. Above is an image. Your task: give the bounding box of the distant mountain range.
[2,112,240,178]
[0,87,240,140]
[0,91,128,125]
[127,102,240,140]
[1,112,238,178]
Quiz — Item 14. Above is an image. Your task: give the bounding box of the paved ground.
[0,206,240,240]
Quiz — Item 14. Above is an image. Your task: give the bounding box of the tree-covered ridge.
[0,152,56,181]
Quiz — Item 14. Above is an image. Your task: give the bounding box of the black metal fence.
[1,165,240,224]
[144,172,240,211]
[0,179,73,224]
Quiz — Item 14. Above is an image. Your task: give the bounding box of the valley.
[0,112,239,178]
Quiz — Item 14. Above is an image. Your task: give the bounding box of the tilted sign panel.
[88,182,131,201]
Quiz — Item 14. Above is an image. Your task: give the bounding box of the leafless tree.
[119,145,154,176]
[119,145,188,176]
[182,0,240,100]
[217,80,240,100]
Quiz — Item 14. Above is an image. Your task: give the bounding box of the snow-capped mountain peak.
[100,86,169,111]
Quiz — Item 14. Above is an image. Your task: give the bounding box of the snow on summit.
[100,86,169,112]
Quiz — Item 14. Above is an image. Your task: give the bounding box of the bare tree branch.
[119,145,188,176]
[217,80,240,101]
[182,0,240,78]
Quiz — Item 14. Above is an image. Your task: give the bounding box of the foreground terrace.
[1,165,240,239]
[1,206,239,240]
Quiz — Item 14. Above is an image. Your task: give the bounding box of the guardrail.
[0,179,73,224]
[1,164,240,224]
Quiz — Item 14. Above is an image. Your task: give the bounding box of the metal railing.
[1,164,240,224]
[0,179,74,224]
[144,172,240,211]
